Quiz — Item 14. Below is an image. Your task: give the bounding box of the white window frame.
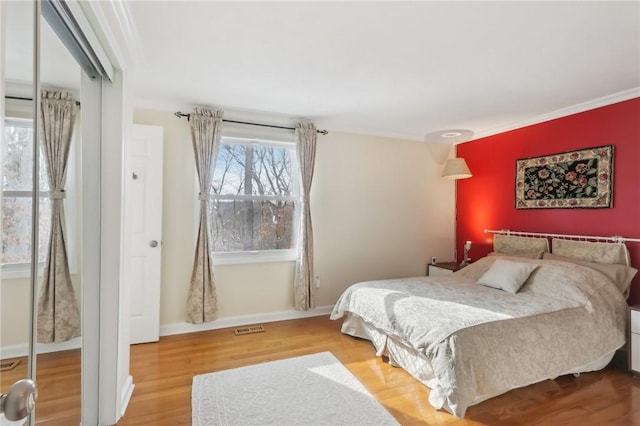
[195,127,301,265]
[1,114,79,278]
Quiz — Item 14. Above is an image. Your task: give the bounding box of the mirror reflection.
[1,0,36,412]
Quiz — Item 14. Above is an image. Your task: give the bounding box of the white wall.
[134,108,456,328]
[0,275,82,349]
[0,277,32,348]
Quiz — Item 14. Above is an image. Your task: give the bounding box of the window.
[1,118,51,272]
[208,135,299,263]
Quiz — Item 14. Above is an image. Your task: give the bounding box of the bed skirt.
[340,312,616,416]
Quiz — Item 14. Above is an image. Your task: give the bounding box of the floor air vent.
[234,325,265,335]
[0,359,21,371]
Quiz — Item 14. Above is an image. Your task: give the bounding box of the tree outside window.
[209,137,299,255]
[2,119,51,267]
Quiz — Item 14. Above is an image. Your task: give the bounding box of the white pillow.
[477,259,538,294]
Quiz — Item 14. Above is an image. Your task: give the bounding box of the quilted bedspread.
[330,256,627,417]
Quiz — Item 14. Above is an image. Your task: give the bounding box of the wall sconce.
[442,158,472,179]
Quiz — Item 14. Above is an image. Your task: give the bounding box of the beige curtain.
[37,90,80,343]
[186,108,224,323]
[294,123,318,310]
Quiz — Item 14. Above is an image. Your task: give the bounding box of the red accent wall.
[456,97,640,304]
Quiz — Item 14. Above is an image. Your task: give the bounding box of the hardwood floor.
[122,316,639,426]
[1,348,80,426]
[2,315,639,425]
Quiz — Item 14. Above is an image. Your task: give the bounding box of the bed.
[330,235,637,417]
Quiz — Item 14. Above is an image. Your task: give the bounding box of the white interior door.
[125,124,163,344]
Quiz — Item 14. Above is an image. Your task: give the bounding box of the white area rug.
[192,352,400,426]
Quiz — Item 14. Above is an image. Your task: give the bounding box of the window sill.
[1,263,45,280]
[212,251,297,266]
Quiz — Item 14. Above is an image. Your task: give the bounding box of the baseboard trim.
[1,307,335,357]
[119,374,135,419]
[1,336,82,359]
[159,305,334,337]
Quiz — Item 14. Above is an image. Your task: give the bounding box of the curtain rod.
[484,229,640,243]
[174,111,328,135]
[5,95,81,106]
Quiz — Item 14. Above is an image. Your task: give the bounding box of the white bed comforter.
[330,256,628,417]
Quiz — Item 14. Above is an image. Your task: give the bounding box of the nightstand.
[427,262,463,276]
[630,305,640,375]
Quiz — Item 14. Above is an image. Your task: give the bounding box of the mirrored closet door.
[1,2,37,424]
[2,1,107,424]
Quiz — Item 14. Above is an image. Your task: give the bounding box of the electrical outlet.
[315,275,320,288]
[431,257,436,265]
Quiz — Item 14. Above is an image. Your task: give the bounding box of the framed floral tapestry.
[515,145,614,209]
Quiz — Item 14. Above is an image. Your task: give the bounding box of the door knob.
[149,240,158,248]
[0,378,38,421]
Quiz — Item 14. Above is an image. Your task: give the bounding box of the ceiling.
[127,1,639,142]
[5,2,640,143]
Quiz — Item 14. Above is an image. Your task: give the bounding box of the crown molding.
[313,122,426,143]
[134,87,640,145]
[470,87,640,143]
[134,96,429,142]
[315,89,640,143]
[76,0,143,71]
[134,96,310,129]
